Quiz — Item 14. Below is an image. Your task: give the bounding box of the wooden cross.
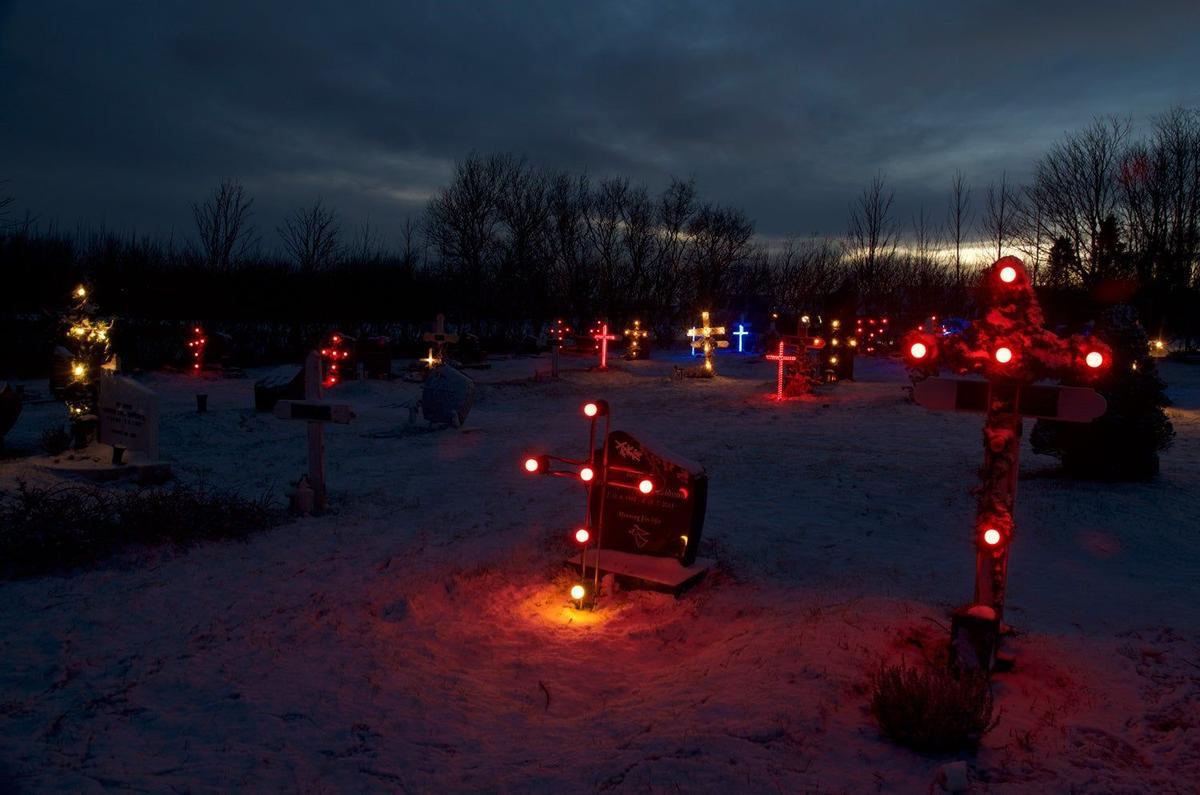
[623,319,649,360]
[765,340,797,401]
[274,351,356,513]
[687,311,729,376]
[592,322,617,369]
[422,314,459,367]
[905,256,1110,670]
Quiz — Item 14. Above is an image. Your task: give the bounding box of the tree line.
[2,106,1198,347]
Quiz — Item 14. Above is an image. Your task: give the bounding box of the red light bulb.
[524,458,540,473]
[638,479,653,494]
[1085,351,1103,368]
[994,347,1013,364]
[579,467,595,482]
[983,528,1002,546]
[574,528,590,544]
[909,342,928,359]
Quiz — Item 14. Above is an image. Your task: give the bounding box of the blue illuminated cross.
[733,323,750,352]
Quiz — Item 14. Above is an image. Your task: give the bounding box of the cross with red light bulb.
[592,323,617,370]
[765,340,797,401]
[186,325,207,373]
[521,399,655,609]
[904,256,1111,671]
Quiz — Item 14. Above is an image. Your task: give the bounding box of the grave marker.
[274,351,356,512]
[592,323,617,369]
[97,372,160,460]
[765,341,797,401]
[423,313,459,368]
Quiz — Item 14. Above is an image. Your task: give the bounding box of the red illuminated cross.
[765,341,797,400]
[593,323,617,369]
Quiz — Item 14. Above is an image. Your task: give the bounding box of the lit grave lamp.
[319,331,353,388]
[904,256,1111,672]
[522,400,711,607]
[686,311,729,377]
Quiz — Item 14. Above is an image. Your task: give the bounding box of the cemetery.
[2,6,1200,791]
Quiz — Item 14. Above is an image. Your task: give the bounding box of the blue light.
[733,323,750,352]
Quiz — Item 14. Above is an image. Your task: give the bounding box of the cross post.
[765,341,798,400]
[592,322,617,369]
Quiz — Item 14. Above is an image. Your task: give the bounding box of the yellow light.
[801,315,810,324]
[704,360,712,371]
[831,338,839,346]
[72,363,86,378]
[849,339,858,347]
[75,286,87,298]
[831,319,840,329]
[1154,340,1165,350]
[570,584,586,601]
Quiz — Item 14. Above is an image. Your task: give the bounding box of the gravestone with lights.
[732,321,750,353]
[904,256,1110,672]
[319,331,355,387]
[686,312,729,377]
[423,313,459,369]
[765,341,799,401]
[274,351,356,513]
[591,322,617,370]
[522,400,712,608]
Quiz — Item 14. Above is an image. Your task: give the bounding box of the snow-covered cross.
[765,340,797,401]
[687,311,729,377]
[905,256,1111,671]
[592,323,617,369]
[422,313,459,368]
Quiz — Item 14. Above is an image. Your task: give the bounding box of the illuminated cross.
[623,319,649,360]
[765,340,797,400]
[592,323,617,369]
[733,323,750,353]
[905,256,1111,671]
[687,311,728,376]
[422,313,459,368]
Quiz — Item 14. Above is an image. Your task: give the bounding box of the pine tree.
[1032,304,1174,480]
[59,284,114,425]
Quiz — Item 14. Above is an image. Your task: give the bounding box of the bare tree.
[1033,116,1131,286]
[847,173,897,312]
[982,171,1021,261]
[278,198,341,272]
[0,181,13,229]
[192,178,258,269]
[911,204,939,265]
[946,170,973,286]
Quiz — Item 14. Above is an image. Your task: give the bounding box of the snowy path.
[1,355,1198,792]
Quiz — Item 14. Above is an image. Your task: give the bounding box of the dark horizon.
[3,1,1200,248]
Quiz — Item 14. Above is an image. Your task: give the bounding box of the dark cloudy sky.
[3,1,1199,248]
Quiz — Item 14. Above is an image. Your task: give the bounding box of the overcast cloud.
[2,0,1199,248]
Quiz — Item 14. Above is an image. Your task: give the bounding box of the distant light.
[580,467,595,482]
[983,528,1002,546]
[910,342,928,359]
[999,265,1017,283]
[570,584,585,601]
[574,528,590,544]
[524,457,540,473]
[995,347,1013,364]
[1085,351,1104,368]
[583,402,599,417]
[638,479,653,494]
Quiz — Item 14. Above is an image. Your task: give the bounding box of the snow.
[2,352,1198,792]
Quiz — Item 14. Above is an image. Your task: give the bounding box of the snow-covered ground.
[1,352,1197,793]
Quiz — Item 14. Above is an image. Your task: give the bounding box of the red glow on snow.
[1085,351,1104,368]
[994,347,1013,364]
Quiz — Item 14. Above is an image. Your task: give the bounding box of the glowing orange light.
[999,266,1017,283]
[983,528,1002,546]
[910,342,928,359]
[1085,351,1103,368]
[579,467,594,482]
[570,584,586,601]
[638,479,653,494]
[994,347,1013,364]
[574,528,590,544]
[583,402,598,417]
[524,457,540,473]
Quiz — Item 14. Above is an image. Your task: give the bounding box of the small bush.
[40,426,70,456]
[0,481,280,579]
[869,661,997,754]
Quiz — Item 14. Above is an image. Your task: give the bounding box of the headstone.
[97,373,160,460]
[587,430,708,565]
[254,366,305,411]
[421,365,476,426]
[0,382,22,445]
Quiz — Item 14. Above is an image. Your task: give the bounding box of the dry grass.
[869,661,998,754]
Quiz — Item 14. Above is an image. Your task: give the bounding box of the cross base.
[568,549,713,594]
[949,604,1001,674]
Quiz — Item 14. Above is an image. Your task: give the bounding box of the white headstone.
[98,373,160,459]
